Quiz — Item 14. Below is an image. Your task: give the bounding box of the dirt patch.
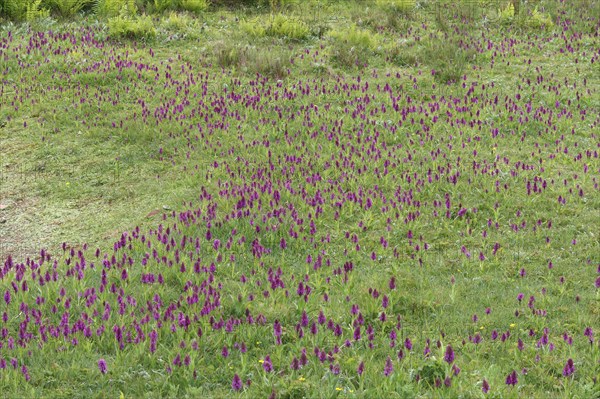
[0,195,53,262]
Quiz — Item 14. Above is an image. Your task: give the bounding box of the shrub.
[328,25,379,68]
[1,0,25,20]
[330,25,378,50]
[239,14,309,40]
[161,11,192,31]
[96,0,135,17]
[266,14,309,40]
[26,0,51,21]
[527,7,554,29]
[179,0,209,14]
[1,0,51,21]
[240,18,266,37]
[48,0,92,17]
[498,1,515,25]
[153,0,174,13]
[108,3,156,39]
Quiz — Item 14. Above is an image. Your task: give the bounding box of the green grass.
[0,0,599,398]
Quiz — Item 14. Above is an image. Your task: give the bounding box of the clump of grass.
[213,42,290,78]
[328,25,379,68]
[160,11,192,31]
[386,42,418,67]
[376,0,415,16]
[249,48,290,77]
[214,41,248,68]
[420,39,473,83]
[262,0,301,13]
[240,14,309,40]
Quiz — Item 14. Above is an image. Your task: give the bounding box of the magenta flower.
[357,361,365,376]
[273,320,282,345]
[353,326,361,341]
[482,379,490,393]
[444,345,455,364]
[231,374,243,391]
[452,364,461,376]
[584,327,594,344]
[562,359,575,377]
[505,370,518,386]
[383,356,394,377]
[517,293,524,302]
[98,359,107,374]
[263,355,273,372]
[21,365,30,381]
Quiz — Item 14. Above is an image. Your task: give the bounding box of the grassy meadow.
[0,0,599,397]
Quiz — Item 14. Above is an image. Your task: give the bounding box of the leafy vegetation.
[107,3,155,38]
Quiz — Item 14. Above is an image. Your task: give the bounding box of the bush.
[498,1,515,25]
[152,0,174,13]
[48,0,92,17]
[527,7,554,29]
[1,0,26,20]
[328,25,379,68]
[1,0,51,21]
[26,0,51,21]
[160,11,192,31]
[240,18,266,37]
[239,14,309,40]
[179,0,209,14]
[96,0,135,17]
[330,25,378,50]
[266,14,309,40]
[108,3,156,39]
